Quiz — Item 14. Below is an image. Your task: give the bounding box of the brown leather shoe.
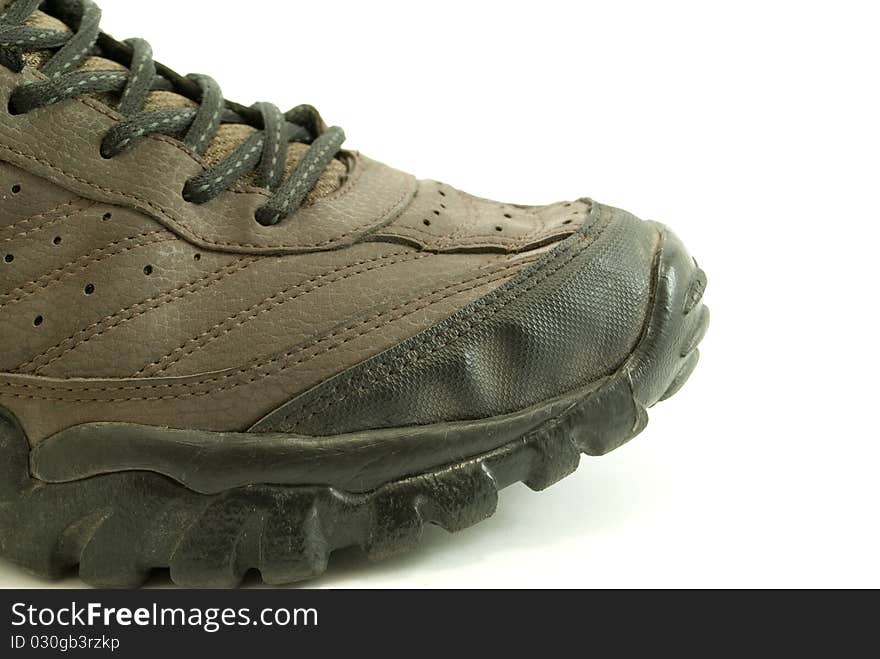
[0,0,709,587]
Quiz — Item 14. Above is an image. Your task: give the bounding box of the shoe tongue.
[13,9,346,201]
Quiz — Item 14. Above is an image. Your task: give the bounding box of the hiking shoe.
[0,0,709,587]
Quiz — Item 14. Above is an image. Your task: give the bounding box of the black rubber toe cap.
[253,203,661,436]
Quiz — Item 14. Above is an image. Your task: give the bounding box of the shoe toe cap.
[255,203,662,436]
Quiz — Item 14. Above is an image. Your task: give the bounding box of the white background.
[2,0,878,588]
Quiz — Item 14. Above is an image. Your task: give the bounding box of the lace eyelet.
[255,207,281,227]
[6,95,25,117]
[181,184,196,204]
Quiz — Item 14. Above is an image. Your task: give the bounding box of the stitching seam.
[0,131,412,250]
[0,265,522,402]
[0,199,90,243]
[296,234,592,424]
[2,206,605,397]
[137,250,428,376]
[19,258,258,373]
[0,230,171,309]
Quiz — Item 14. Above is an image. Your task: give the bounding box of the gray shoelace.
[0,0,346,226]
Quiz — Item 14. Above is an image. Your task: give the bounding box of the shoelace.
[0,0,346,226]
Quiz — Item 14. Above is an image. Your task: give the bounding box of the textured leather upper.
[0,64,417,254]
[0,45,657,446]
[374,180,588,252]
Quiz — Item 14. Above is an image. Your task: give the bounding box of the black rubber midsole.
[28,227,693,498]
[29,379,605,495]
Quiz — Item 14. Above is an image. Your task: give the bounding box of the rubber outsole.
[0,227,709,588]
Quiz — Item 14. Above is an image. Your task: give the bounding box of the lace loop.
[184,73,224,156]
[117,37,155,116]
[0,0,345,224]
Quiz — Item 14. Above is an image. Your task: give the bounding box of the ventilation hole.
[564,220,573,226]
[3,254,12,263]
[11,184,21,194]
[193,253,202,261]
[143,265,154,276]
[564,203,572,208]
[438,190,446,197]
[504,213,513,219]
[423,219,432,227]
[102,212,112,222]
[84,283,95,295]
[52,236,62,245]
[495,226,504,232]
[440,203,447,209]
[33,315,43,327]
[433,210,441,216]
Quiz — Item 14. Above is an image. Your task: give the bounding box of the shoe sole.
[0,226,709,588]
